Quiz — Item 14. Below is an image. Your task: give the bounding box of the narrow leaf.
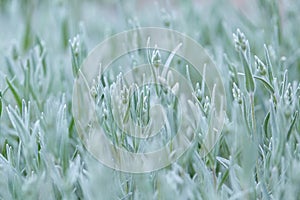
[263,112,270,137]
[6,77,22,110]
[241,52,255,93]
[253,75,274,94]
[0,91,2,117]
[287,111,298,140]
[217,168,229,191]
[264,45,274,84]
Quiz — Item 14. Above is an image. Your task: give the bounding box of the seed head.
[151,47,162,68]
[254,55,267,76]
[232,82,242,104]
[284,83,293,105]
[203,96,210,113]
[233,29,248,52]
[194,82,203,102]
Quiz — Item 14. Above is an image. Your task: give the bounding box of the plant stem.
[250,92,256,139]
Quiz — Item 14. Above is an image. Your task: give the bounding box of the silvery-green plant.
[0,0,299,199]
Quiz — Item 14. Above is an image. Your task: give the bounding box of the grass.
[0,0,300,199]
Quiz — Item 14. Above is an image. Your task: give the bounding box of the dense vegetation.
[0,0,299,199]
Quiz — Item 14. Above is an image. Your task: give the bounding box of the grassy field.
[0,0,300,199]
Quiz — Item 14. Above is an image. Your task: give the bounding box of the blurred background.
[1,0,298,79]
[0,0,300,199]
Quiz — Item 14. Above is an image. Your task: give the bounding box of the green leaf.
[0,97,2,117]
[5,57,15,77]
[1,139,8,159]
[62,18,69,49]
[70,44,79,78]
[23,60,30,101]
[240,51,255,93]
[6,77,22,110]
[287,111,298,140]
[253,75,274,94]
[263,112,270,137]
[22,17,32,51]
[264,45,274,84]
[0,90,2,117]
[217,168,229,190]
[123,100,131,123]
[242,96,252,134]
